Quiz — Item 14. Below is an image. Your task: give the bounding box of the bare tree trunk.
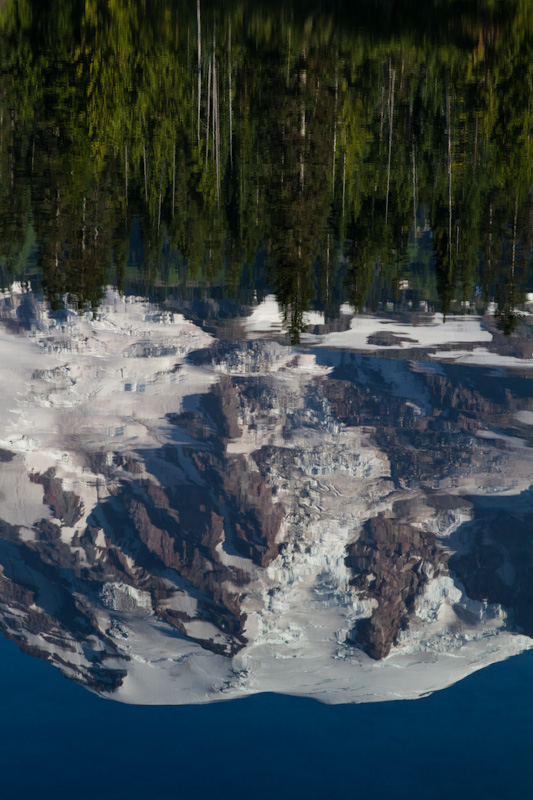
[143,144,148,200]
[446,82,452,268]
[473,115,478,172]
[379,84,385,152]
[385,64,395,226]
[488,202,492,276]
[512,195,518,279]
[342,150,346,220]
[228,22,233,168]
[332,68,338,194]
[412,146,417,238]
[197,0,201,146]
[82,196,86,252]
[214,52,220,203]
[10,110,14,191]
[299,68,306,192]
[172,142,176,217]
[158,170,162,234]
[124,145,128,212]
[281,128,284,187]
[206,55,212,163]
[255,160,259,226]
[212,61,216,161]
[527,101,531,156]
[326,231,330,305]
[287,27,291,85]
[211,25,217,174]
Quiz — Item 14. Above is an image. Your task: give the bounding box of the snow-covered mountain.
[1,286,533,704]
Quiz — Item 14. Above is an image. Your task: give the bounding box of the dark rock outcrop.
[450,496,533,637]
[30,468,84,526]
[346,513,448,659]
[0,520,127,692]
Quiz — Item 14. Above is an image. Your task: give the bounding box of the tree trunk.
[228,23,233,168]
[197,0,201,146]
[385,64,395,226]
[143,144,148,200]
[412,146,417,238]
[124,145,128,213]
[206,55,212,163]
[332,68,338,193]
[172,142,176,217]
[446,81,452,270]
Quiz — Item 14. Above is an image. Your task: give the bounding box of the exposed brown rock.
[169,373,285,567]
[223,454,284,566]
[321,371,520,487]
[30,468,84,526]
[110,479,248,650]
[346,513,448,659]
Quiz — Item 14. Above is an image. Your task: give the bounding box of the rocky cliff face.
[1,287,533,703]
[346,513,448,659]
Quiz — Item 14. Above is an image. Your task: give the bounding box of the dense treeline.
[0,0,532,339]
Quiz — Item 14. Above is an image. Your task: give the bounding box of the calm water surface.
[1,0,533,796]
[2,632,533,799]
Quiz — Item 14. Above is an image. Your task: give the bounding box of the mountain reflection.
[0,0,532,342]
[1,0,533,704]
[0,286,532,703]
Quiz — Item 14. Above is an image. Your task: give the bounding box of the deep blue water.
[1,634,532,800]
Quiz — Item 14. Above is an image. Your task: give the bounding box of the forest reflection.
[1,0,532,341]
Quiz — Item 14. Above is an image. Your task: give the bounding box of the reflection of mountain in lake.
[1,287,533,703]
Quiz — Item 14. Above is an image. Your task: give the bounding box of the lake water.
[1,0,533,796]
[2,631,533,799]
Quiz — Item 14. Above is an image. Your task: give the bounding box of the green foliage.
[0,0,532,334]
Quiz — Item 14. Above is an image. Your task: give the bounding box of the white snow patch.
[308,313,492,351]
[101,583,153,614]
[430,347,533,369]
[515,410,533,426]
